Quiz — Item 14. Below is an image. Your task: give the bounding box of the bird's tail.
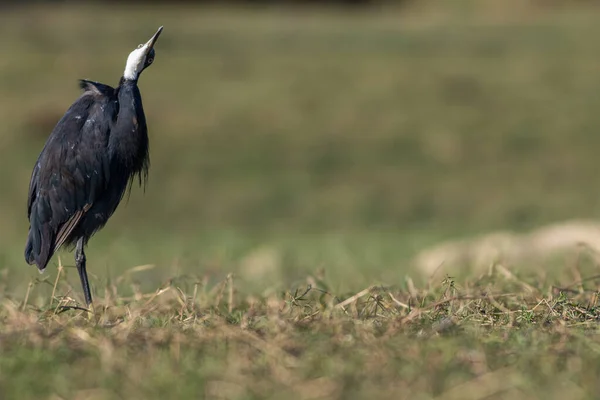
[24,223,53,272]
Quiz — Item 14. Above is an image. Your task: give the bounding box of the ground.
[2,1,600,399]
[3,265,600,399]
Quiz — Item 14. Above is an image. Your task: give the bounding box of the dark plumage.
[24,26,163,307]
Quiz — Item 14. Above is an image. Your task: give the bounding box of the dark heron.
[24,26,164,308]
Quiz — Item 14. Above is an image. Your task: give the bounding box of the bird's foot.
[56,302,97,322]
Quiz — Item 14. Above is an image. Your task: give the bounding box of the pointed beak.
[142,26,163,53]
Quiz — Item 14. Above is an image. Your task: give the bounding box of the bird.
[24,26,164,308]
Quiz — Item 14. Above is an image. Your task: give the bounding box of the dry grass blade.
[21,279,33,311]
[142,285,173,307]
[389,292,410,309]
[213,277,229,309]
[495,264,537,294]
[227,273,234,314]
[114,264,156,285]
[51,256,64,304]
[335,286,376,309]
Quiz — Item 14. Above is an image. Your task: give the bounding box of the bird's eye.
[147,57,154,64]
[137,44,143,49]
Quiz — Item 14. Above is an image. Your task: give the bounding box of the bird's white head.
[123,26,164,81]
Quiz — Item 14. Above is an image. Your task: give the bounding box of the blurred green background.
[2,0,600,300]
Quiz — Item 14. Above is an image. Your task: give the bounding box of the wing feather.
[53,203,92,253]
[27,161,40,218]
[25,84,117,270]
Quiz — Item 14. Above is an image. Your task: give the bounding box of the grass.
[3,263,600,399]
[3,1,600,398]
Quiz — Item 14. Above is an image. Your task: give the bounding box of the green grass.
[2,1,600,398]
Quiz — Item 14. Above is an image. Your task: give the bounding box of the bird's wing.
[79,79,115,97]
[28,86,117,259]
[27,158,41,218]
[53,204,92,253]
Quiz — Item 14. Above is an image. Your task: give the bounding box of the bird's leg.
[75,237,93,308]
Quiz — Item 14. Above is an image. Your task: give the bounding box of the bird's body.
[24,27,163,307]
[25,78,149,270]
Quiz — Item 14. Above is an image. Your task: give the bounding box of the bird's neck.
[119,76,138,87]
[110,79,149,183]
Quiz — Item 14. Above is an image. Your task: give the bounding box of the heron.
[24,26,164,308]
